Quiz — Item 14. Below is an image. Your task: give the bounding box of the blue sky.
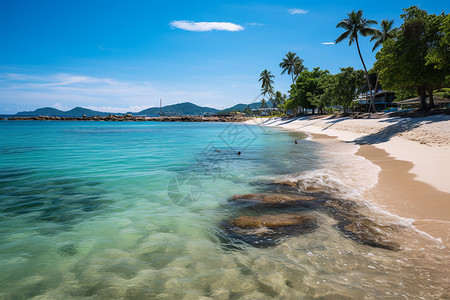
[0,0,447,113]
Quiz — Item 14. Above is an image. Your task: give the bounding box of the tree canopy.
[374,6,449,109]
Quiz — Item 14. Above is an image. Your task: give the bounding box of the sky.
[0,0,447,114]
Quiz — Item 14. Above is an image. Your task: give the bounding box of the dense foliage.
[374,6,449,109]
[256,6,448,115]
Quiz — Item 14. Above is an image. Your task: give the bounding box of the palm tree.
[335,10,377,113]
[370,19,397,102]
[279,52,305,86]
[370,19,397,52]
[260,99,268,109]
[258,69,275,98]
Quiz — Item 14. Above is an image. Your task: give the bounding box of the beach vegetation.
[332,67,366,113]
[259,69,275,98]
[279,51,306,89]
[374,6,449,110]
[335,10,378,113]
[287,68,332,114]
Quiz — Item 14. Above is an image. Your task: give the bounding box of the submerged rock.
[231,193,319,207]
[231,213,316,228]
[220,213,318,247]
[323,198,361,218]
[273,179,299,189]
[337,218,401,251]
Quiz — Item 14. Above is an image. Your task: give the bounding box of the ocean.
[0,120,448,299]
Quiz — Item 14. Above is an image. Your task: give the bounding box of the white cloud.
[52,103,71,111]
[322,42,335,45]
[288,8,308,15]
[245,22,264,26]
[170,20,244,32]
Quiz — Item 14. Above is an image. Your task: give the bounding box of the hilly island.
[6,101,266,118]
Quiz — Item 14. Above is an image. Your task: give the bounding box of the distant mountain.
[16,107,110,117]
[137,102,219,116]
[219,103,249,113]
[17,107,66,117]
[14,100,274,118]
[64,107,110,117]
[219,100,274,113]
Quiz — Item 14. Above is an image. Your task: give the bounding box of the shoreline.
[245,115,450,245]
[2,115,251,122]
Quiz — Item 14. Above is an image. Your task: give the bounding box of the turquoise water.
[0,121,448,299]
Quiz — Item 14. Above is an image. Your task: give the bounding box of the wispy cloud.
[288,8,308,15]
[245,22,264,26]
[170,20,244,32]
[52,103,71,111]
[322,42,335,45]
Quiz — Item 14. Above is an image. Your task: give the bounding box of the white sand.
[245,115,450,194]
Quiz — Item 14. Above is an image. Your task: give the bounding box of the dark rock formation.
[336,218,401,251]
[232,193,318,204]
[231,213,316,228]
[7,115,252,122]
[220,213,318,247]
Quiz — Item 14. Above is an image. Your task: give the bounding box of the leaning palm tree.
[370,19,397,52]
[335,10,377,113]
[258,69,275,98]
[279,52,305,86]
[369,19,397,100]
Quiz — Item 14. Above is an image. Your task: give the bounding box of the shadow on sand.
[353,116,447,145]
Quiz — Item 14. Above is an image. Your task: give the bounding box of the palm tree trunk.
[373,74,380,109]
[355,38,375,113]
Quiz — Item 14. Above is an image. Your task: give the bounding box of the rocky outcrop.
[231,214,317,229]
[221,213,318,247]
[336,218,401,251]
[7,115,252,122]
[220,188,402,251]
[231,193,318,204]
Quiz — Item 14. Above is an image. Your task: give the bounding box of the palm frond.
[335,30,351,44]
[336,20,350,29]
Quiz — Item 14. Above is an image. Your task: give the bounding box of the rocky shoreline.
[3,115,252,122]
[218,180,401,251]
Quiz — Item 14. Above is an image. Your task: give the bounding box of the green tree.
[258,69,275,98]
[374,6,449,109]
[290,68,331,114]
[260,99,268,109]
[369,19,398,98]
[333,67,366,113]
[312,73,336,114]
[243,106,253,116]
[370,19,397,51]
[425,14,450,77]
[279,52,305,87]
[335,10,378,112]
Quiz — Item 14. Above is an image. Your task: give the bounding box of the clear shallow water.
[0,121,448,299]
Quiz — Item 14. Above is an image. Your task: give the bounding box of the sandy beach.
[246,115,450,245]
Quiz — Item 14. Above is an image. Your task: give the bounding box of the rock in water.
[231,214,316,228]
[323,198,361,218]
[231,193,319,208]
[220,213,318,248]
[336,218,401,251]
[273,179,299,188]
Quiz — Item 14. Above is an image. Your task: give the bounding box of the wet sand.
[246,116,450,246]
[356,144,450,246]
